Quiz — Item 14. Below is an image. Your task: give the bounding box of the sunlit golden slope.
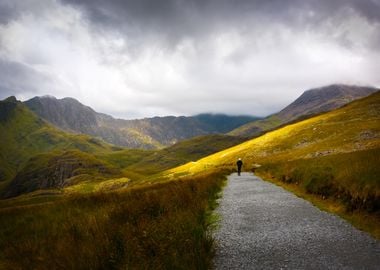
[167,91,380,177]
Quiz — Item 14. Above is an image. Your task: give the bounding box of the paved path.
[213,173,380,270]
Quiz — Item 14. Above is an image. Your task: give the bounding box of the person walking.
[236,158,243,176]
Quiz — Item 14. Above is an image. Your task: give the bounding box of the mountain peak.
[4,96,18,102]
[229,84,378,137]
[25,95,98,133]
[40,95,57,99]
[277,84,378,121]
[0,96,19,122]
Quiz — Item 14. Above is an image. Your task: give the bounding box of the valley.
[0,85,379,269]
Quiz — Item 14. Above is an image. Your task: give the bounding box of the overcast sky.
[0,0,379,119]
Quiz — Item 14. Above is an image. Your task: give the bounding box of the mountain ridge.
[25,96,258,149]
[276,84,378,121]
[229,84,378,137]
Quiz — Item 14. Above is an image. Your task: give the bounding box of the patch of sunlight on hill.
[127,135,246,176]
[167,91,380,177]
[164,92,380,238]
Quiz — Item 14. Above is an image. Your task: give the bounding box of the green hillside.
[3,150,123,198]
[169,91,380,174]
[127,134,246,175]
[0,97,118,193]
[0,97,245,198]
[228,114,282,137]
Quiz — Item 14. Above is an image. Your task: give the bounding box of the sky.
[0,0,379,119]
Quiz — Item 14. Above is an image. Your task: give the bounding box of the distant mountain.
[25,96,258,149]
[0,97,120,196]
[276,84,378,122]
[25,96,99,134]
[229,84,378,137]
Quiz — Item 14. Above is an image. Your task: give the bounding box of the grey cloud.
[0,0,57,25]
[2,1,379,44]
[350,0,380,22]
[60,0,380,31]
[0,1,19,24]
[0,58,57,100]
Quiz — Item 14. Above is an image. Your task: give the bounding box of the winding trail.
[214,173,380,270]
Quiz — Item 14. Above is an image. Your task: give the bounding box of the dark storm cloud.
[60,0,380,36]
[0,1,57,24]
[350,0,380,22]
[0,1,18,24]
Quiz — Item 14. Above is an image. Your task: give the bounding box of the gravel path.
[213,173,380,270]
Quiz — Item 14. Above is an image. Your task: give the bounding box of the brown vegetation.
[0,171,226,269]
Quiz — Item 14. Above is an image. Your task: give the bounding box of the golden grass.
[166,92,380,178]
[0,171,226,269]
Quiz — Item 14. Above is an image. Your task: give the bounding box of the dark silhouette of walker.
[236,158,243,176]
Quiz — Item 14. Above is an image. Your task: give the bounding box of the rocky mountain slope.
[229,84,378,137]
[3,150,120,198]
[25,96,258,149]
[0,97,122,196]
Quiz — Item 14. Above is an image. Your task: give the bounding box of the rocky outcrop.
[0,96,18,122]
[25,96,98,133]
[2,151,119,198]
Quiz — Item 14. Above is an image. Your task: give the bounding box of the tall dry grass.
[0,171,226,269]
[257,148,380,212]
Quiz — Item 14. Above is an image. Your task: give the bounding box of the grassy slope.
[166,92,380,236]
[127,134,246,176]
[0,171,226,270]
[168,91,380,174]
[228,114,282,137]
[0,99,157,197]
[0,99,112,181]
[3,150,125,198]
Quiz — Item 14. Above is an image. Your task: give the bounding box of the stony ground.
[213,173,380,270]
